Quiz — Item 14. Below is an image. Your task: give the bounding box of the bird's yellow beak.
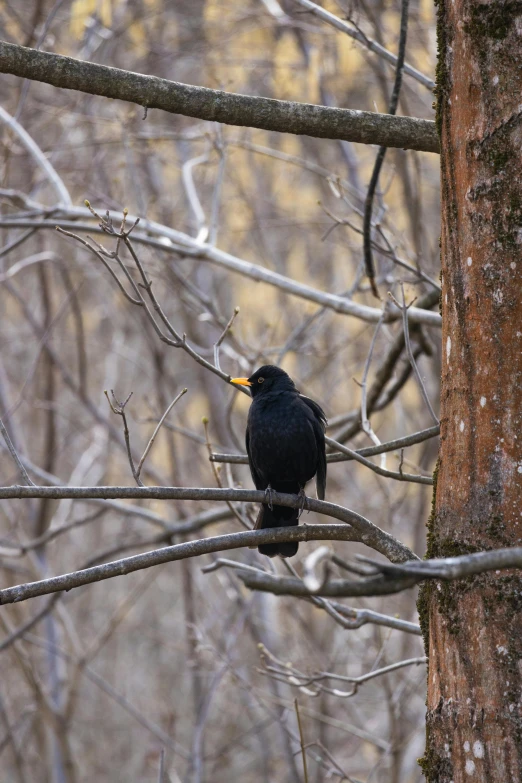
[230,377,252,387]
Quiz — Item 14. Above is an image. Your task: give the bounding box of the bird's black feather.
[299,394,327,500]
[240,366,327,558]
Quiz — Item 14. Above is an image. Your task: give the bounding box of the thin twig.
[358,310,386,467]
[294,699,309,783]
[203,417,250,530]
[56,227,142,305]
[390,286,439,425]
[104,390,144,486]
[263,654,426,698]
[291,0,433,89]
[324,435,432,484]
[0,417,35,486]
[362,0,411,296]
[137,388,188,478]
[213,307,240,372]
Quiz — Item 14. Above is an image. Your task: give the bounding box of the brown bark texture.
[421,1,522,781]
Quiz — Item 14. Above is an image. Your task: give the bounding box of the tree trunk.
[419,1,522,781]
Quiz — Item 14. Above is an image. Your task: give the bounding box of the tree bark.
[420,1,522,781]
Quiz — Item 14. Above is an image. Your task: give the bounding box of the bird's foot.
[264,484,274,511]
[297,487,310,518]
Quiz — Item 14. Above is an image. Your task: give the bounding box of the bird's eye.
[258,377,264,384]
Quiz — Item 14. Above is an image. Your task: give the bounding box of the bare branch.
[4,517,520,606]
[326,601,421,635]
[390,286,439,425]
[137,388,188,478]
[0,485,417,563]
[237,547,522,597]
[0,42,439,153]
[104,390,143,487]
[260,645,426,697]
[291,0,434,90]
[294,699,309,783]
[0,417,35,486]
[0,524,376,606]
[0,105,71,206]
[210,424,440,465]
[362,0,410,294]
[213,307,240,373]
[324,435,433,484]
[1,208,443,327]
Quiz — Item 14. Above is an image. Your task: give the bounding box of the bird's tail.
[255,504,299,558]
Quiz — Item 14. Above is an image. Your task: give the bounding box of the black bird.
[231,365,327,558]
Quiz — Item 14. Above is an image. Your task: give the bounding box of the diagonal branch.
[0,105,71,206]
[0,206,442,326]
[291,0,434,90]
[0,41,439,153]
[2,535,520,606]
[0,416,35,486]
[0,524,371,605]
[324,435,432,484]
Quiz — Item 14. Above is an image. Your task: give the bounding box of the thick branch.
[238,548,522,597]
[4,540,519,606]
[0,484,415,563]
[0,41,439,153]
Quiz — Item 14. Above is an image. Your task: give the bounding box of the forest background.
[0,1,441,781]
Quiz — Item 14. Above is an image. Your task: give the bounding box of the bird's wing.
[299,395,327,428]
[299,395,327,500]
[314,430,327,500]
[246,425,264,489]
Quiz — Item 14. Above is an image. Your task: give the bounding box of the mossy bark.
[421,1,522,780]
